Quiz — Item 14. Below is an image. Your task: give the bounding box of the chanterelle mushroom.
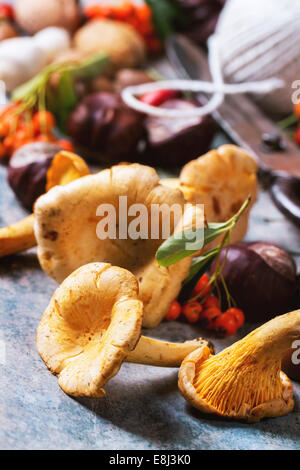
[0,151,90,258]
[37,262,213,397]
[34,163,202,328]
[162,145,257,245]
[179,310,300,422]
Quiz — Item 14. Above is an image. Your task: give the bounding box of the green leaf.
[185,248,219,283]
[53,71,78,132]
[156,229,202,267]
[203,220,233,245]
[145,0,186,40]
[68,53,109,80]
[12,54,108,119]
[12,63,61,104]
[156,221,231,267]
[156,197,250,267]
[12,74,43,104]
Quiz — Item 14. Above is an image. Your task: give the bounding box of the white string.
[121,35,284,119]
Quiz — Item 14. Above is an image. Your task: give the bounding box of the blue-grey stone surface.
[0,157,300,450]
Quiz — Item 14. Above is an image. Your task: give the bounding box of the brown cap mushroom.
[37,262,214,397]
[0,151,90,258]
[178,310,300,422]
[34,163,202,328]
[162,145,257,246]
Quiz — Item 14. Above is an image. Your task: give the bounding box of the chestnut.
[210,241,297,322]
[67,92,145,163]
[142,99,216,167]
[7,142,62,210]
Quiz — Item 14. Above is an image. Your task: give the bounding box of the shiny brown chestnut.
[7,142,62,211]
[67,92,145,164]
[142,99,216,168]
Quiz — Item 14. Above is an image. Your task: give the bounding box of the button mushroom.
[162,144,258,245]
[0,151,90,257]
[37,262,214,398]
[34,163,202,328]
[178,310,300,422]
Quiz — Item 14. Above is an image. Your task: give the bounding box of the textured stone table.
[0,158,300,450]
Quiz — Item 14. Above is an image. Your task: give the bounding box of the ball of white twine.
[121,35,284,119]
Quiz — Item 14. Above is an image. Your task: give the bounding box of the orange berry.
[203,295,220,310]
[0,121,8,137]
[3,114,20,132]
[84,5,103,18]
[35,133,56,143]
[99,5,114,18]
[0,141,6,159]
[0,4,14,20]
[193,273,211,297]
[3,134,14,150]
[200,307,222,330]
[182,301,202,324]
[15,127,31,142]
[214,312,238,337]
[165,300,181,322]
[294,101,300,118]
[225,308,245,329]
[126,16,139,29]
[294,127,300,146]
[13,138,30,151]
[136,4,152,22]
[118,1,134,17]
[56,139,74,152]
[33,111,55,134]
[137,21,153,36]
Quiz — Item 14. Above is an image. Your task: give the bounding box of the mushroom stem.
[0,214,36,257]
[126,336,214,367]
[179,310,300,422]
[0,152,90,259]
[245,309,300,361]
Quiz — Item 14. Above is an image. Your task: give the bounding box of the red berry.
[0,4,14,20]
[294,102,300,119]
[140,89,180,107]
[165,300,181,321]
[200,307,222,330]
[33,111,55,134]
[203,295,220,310]
[3,134,14,150]
[35,134,56,143]
[226,308,245,329]
[0,141,6,159]
[294,127,300,146]
[214,312,238,337]
[56,139,74,152]
[182,301,202,324]
[193,273,211,297]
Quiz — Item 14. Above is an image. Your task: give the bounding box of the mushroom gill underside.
[193,348,292,421]
[179,311,300,422]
